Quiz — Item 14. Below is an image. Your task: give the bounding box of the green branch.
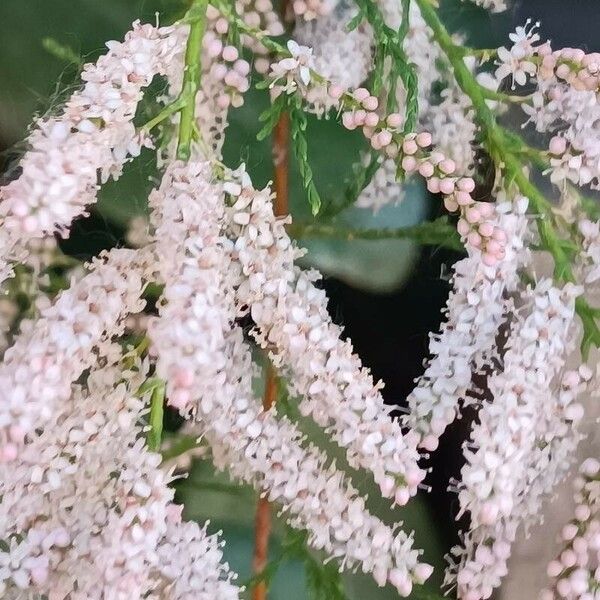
[176,0,209,161]
[415,0,600,355]
[288,217,464,251]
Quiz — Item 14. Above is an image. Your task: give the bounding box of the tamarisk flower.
[450,280,583,600]
[160,12,252,159]
[222,167,425,505]
[0,22,183,282]
[541,458,600,600]
[0,349,239,598]
[147,160,432,594]
[295,4,374,115]
[270,40,315,93]
[403,195,529,451]
[496,25,600,189]
[495,21,542,88]
[0,248,148,463]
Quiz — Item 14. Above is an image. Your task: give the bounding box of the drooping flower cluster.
[0,345,239,598]
[450,280,584,600]
[404,194,529,450]
[145,160,433,593]
[541,458,600,600]
[0,22,184,284]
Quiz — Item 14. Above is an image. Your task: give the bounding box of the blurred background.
[0,1,597,598]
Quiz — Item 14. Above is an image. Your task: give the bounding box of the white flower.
[0,248,150,463]
[495,22,541,88]
[269,40,314,92]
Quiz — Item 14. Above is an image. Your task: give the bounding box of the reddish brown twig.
[251,80,290,600]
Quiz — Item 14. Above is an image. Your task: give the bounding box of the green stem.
[176,0,209,161]
[142,96,187,132]
[148,382,165,452]
[288,218,464,251]
[415,0,600,354]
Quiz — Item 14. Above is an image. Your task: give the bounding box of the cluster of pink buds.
[541,458,600,600]
[291,0,334,21]
[401,134,507,265]
[335,84,507,264]
[203,27,250,109]
[339,87,403,157]
[538,46,600,91]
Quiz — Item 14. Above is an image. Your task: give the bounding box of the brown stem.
[251,74,290,600]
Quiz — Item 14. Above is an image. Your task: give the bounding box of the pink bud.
[362,126,375,139]
[444,197,459,212]
[234,59,251,76]
[328,84,344,100]
[353,87,370,101]
[387,113,403,128]
[418,162,434,178]
[468,231,482,247]
[342,112,356,130]
[402,156,417,172]
[427,177,440,194]
[547,561,562,578]
[362,96,379,111]
[217,94,231,109]
[377,130,393,146]
[457,177,475,193]
[466,207,481,223]
[215,17,229,34]
[402,139,418,155]
[222,45,239,62]
[364,112,379,127]
[370,135,382,150]
[549,135,567,155]
[455,191,473,206]
[457,218,470,236]
[439,178,455,195]
[478,202,494,218]
[416,132,432,147]
[386,143,399,158]
[479,222,494,237]
[354,109,367,126]
[439,159,456,175]
[207,39,223,58]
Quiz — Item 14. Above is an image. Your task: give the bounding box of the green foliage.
[351,0,419,133]
[246,528,348,600]
[288,97,322,216]
[42,37,81,65]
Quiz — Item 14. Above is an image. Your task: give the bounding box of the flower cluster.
[224,167,427,505]
[450,280,583,599]
[3,2,600,600]
[541,458,600,600]
[145,160,432,593]
[0,346,239,598]
[0,22,183,283]
[404,195,529,450]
